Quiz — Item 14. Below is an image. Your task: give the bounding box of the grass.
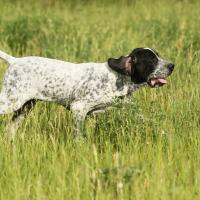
[0,0,200,199]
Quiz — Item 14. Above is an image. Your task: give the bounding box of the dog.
[0,48,174,139]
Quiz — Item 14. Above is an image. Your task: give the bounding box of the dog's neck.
[115,69,147,95]
[127,82,147,95]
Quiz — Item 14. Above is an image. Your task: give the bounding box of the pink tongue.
[157,78,167,84]
[151,78,167,86]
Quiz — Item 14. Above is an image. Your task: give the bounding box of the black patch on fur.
[108,48,159,84]
[129,48,158,83]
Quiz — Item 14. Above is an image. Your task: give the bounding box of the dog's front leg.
[70,101,88,140]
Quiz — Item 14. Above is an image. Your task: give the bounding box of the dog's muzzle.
[148,63,174,87]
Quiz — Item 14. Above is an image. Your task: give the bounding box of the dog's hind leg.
[0,93,21,115]
[0,90,35,140]
[7,100,36,140]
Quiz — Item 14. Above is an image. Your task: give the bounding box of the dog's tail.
[0,50,16,64]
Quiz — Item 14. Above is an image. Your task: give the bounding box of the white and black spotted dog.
[0,48,174,139]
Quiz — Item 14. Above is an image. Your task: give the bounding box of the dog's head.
[108,48,174,87]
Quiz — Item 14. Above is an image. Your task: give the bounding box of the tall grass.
[0,0,200,199]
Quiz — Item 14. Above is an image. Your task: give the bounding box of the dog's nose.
[168,63,174,71]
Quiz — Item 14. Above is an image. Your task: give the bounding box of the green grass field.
[0,0,200,199]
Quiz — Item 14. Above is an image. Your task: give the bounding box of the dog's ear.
[108,56,133,76]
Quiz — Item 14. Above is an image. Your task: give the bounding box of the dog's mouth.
[148,78,167,87]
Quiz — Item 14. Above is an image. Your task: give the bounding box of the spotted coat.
[0,48,174,139]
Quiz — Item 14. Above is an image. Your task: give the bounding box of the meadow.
[0,0,200,199]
